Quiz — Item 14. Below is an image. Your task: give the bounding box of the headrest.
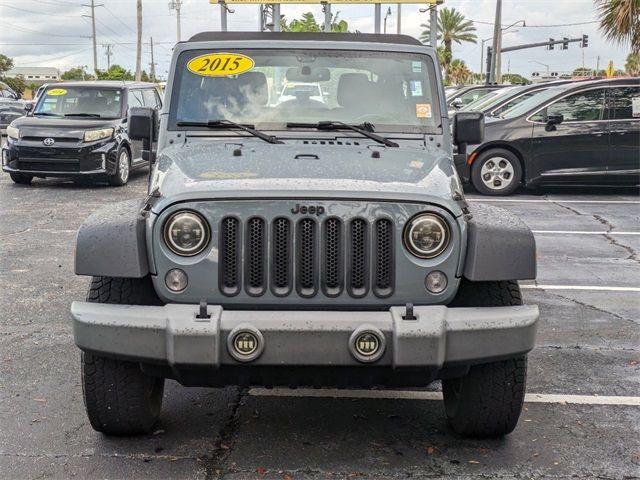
[238,71,268,106]
[337,73,371,108]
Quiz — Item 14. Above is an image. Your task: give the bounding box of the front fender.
[75,199,149,278]
[463,202,536,281]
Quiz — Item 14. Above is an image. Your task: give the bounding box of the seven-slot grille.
[219,216,394,299]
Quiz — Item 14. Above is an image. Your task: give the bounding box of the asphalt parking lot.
[0,171,638,480]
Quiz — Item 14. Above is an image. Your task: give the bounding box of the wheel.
[82,276,164,435]
[443,280,527,437]
[471,148,522,196]
[10,172,33,184]
[108,147,130,186]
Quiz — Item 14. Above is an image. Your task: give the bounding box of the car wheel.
[108,148,130,186]
[471,149,522,196]
[82,276,164,435]
[443,279,527,437]
[10,172,33,184]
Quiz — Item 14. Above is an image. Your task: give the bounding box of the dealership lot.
[0,173,638,479]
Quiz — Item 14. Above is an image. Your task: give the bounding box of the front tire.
[10,172,33,184]
[443,280,528,437]
[108,147,130,186]
[82,276,164,435]
[471,148,522,196]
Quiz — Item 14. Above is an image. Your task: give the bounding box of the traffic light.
[548,38,555,50]
[562,38,569,50]
[581,34,589,48]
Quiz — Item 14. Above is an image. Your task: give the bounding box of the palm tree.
[281,12,350,33]
[626,51,640,74]
[420,7,477,80]
[449,59,472,85]
[594,0,640,53]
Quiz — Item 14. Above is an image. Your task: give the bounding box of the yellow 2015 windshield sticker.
[187,53,254,77]
[47,88,67,96]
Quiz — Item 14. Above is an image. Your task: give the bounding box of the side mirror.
[451,97,464,110]
[546,113,563,125]
[128,107,157,162]
[453,111,485,154]
[24,102,33,113]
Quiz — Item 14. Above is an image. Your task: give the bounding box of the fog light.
[101,153,106,170]
[165,268,188,292]
[349,326,386,363]
[227,325,264,362]
[425,271,447,294]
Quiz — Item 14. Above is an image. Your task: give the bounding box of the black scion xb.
[1,81,162,186]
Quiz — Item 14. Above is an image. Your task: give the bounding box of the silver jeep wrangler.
[71,32,538,438]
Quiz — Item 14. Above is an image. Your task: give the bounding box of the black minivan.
[456,78,640,195]
[1,81,162,186]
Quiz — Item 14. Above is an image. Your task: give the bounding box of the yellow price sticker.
[47,88,67,96]
[187,53,255,77]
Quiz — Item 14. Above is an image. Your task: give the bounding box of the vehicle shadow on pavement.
[6,168,149,190]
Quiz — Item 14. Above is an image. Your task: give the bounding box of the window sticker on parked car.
[187,53,255,77]
[416,103,432,118]
[632,97,640,118]
[46,88,67,96]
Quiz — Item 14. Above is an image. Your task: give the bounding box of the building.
[5,67,60,82]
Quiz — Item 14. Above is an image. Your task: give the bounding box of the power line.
[9,24,91,38]
[470,18,599,28]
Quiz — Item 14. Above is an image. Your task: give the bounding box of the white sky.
[0,0,631,79]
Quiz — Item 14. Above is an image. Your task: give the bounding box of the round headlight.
[403,213,450,259]
[163,211,210,256]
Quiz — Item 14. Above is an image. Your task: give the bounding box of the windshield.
[170,49,441,133]
[34,87,123,118]
[460,87,518,112]
[498,86,567,119]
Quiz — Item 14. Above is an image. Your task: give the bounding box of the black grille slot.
[296,218,318,297]
[374,219,394,297]
[271,217,292,296]
[219,217,241,296]
[245,217,266,296]
[322,218,343,296]
[348,218,369,297]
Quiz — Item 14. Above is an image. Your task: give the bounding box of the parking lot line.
[532,230,640,235]
[249,388,640,406]
[467,198,640,204]
[520,285,640,292]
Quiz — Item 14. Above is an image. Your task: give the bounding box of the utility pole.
[135,0,142,81]
[168,0,183,42]
[397,4,401,34]
[149,37,156,82]
[383,7,391,34]
[102,44,113,70]
[374,4,381,33]
[82,0,103,75]
[489,0,502,83]
[429,5,437,48]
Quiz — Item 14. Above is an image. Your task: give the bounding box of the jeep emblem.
[43,138,55,146]
[291,204,325,216]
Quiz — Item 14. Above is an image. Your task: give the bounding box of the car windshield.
[34,87,123,118]
[498,86,567,119]
[170,48,442,133]
[460,87,519,112]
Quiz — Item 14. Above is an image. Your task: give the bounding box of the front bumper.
[71,302,539,368]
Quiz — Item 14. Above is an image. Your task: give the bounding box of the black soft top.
[187,32,423,46]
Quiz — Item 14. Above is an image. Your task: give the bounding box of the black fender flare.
[463,202,536,281]
[75,199,149,278]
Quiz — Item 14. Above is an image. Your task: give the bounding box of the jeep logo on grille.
[43,138,55,146]
[291,204,325,216]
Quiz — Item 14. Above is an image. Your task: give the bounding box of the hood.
[151,140,464,216]
[11,115,121,139]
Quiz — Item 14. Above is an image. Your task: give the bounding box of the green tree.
[281,12,350,33]
[572,67,594,76]
[3,76,27,95]
[420,7,477,83]
[61,66,88,80]
[96,64,134,81]
[625,51,640,74]
[502,73,530,84]
[448,59,472,85]
[140,70,150,82]
[0,54,13,76]
[594,0,640,53]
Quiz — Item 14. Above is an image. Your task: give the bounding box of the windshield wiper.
[177,119,282,144]
[286,121,398,147]
[64,113,101,118]
[33,112,60,117]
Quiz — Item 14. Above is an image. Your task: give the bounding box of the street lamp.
[480,31,518,84]
[496,20,525,83]
[383,7,392,34]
